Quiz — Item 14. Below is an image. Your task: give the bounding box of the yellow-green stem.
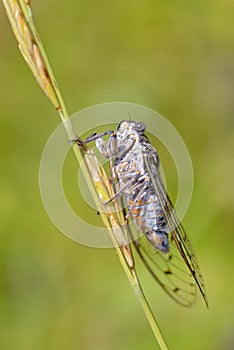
[2,1,169,348]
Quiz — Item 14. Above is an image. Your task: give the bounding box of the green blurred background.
[1,1,234,349]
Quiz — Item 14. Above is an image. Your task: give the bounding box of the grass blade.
[2,1,169,348]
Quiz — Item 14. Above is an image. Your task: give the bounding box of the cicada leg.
[103,175,144,205]
[83,130,114,144]
[108,133,138,159]
[124,176,150,221]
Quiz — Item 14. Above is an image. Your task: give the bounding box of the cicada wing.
[130,226,198,306]
[129,150,208,307]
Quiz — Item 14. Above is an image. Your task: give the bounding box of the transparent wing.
[130,228,197,306]
[129,149,208,307]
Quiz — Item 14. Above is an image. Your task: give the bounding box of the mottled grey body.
[93,120,170,253]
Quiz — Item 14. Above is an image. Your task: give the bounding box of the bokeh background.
[1,1,234,349]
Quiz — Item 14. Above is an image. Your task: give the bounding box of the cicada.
[81,120,208,307]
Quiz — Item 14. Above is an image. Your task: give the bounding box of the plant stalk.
[2,1,169,348]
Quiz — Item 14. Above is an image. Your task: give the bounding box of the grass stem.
[2,1,169,348]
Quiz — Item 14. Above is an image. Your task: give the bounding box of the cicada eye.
[134,121,146,132]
